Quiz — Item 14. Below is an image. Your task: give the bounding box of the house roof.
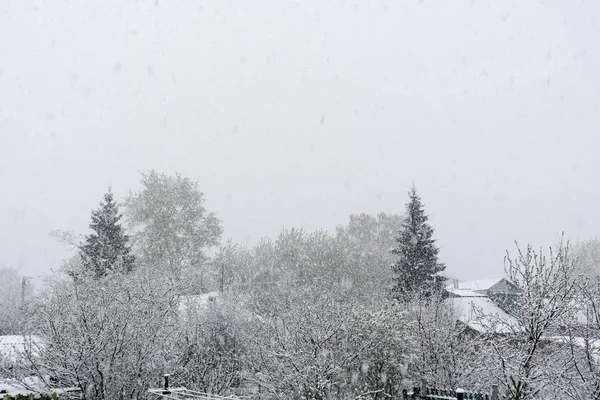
[446,277,519,296]
[449,296,520,334]
[445,288,487,298]
[445,277,521,334]
[455,278,506,291]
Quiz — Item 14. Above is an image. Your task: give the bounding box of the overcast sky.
[1,0,599,279]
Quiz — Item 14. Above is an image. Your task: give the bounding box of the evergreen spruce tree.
[81,188,135,278]
[391,187,446,299]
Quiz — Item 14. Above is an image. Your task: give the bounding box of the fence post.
[421,379,427,398]
[456,388,465,400]
[163,374,171,394]
[413,386,421,399]
[491,384,499,400]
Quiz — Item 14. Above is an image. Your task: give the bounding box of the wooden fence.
[147,375,242,400]
[403,379,499,400]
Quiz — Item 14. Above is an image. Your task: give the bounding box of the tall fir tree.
[391,187,446,299]
[81,188,135,278]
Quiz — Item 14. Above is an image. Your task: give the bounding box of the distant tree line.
[2,170,599,400]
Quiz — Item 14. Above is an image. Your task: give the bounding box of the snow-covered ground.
[0,378,81,398]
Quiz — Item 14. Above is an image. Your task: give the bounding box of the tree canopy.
[80,188,135,278]
[391,187,446,299]
[124,171,222,283]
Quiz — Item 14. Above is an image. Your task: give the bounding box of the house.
[445,278,520,334]
[178,291,220,315]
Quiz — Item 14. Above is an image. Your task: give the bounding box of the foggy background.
[1,0,599,279]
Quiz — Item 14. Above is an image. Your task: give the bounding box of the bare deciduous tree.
[247,287,414,399]
[22,264,182,400]
[477,237,580,400]
[408,294,483,391]
[124,170,222,282]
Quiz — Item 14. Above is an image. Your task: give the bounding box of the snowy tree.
[0,266,24,334]
[556,270,600,399]
[241,229,347,318]
[335,213,404,305]
[23,262,181,400]
[572,238,600,278]
[475,237,580,400]
[80,188,135,278]
[247,287,415,399]
[174,301,251,395]
[408,294,483,391]
[220,214,403,315]
[391,187,445,300]
[209,239,254,294]
[124,171,222,283]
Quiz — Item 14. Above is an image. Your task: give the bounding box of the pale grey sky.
[1,0,599,279]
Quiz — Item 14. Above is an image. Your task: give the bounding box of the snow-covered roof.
[0,335,42,362]
[178,291,220,314]
[446,277,519,297]
[455,278,505,292]
[545,336,600,362]
[449,296,519,334]
[445,288,487,298]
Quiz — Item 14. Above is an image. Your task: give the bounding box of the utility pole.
[21,276,40,305]
[21,276,31,305]
[219,260,225,294]
[20,276,33,333]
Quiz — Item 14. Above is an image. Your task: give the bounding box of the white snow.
[449,296,519,334]
[453,278,506,292]
[0,377,80,397]
[178,291,220,314]
[545,336,600,362]
[0,335,42,362]
[445,288,487,298]
[445,277,520,333]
